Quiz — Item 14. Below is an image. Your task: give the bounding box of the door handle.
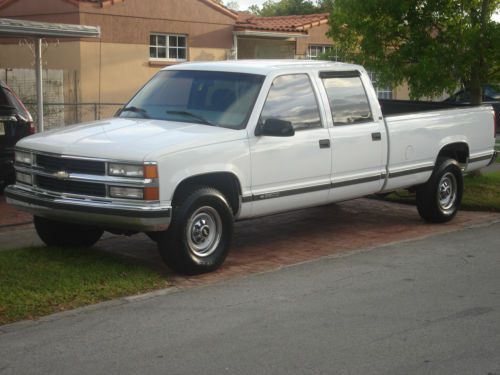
[371,132,382,141]
[319,139,330,148]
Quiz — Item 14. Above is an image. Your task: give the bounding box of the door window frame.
[257,73,325,133]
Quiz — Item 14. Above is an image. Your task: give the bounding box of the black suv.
[0,81,35,190]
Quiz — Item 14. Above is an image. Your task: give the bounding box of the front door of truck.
[248,73,332,216]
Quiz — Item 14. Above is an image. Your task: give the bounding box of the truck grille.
[36,154,106,175]
[36,175,106,197]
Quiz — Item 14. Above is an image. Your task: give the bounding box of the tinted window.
[121,70,264,130]
[260,74,321,131]
[322,76,373,125]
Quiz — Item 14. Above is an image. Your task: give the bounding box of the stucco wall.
[79,0,235,48]
[0,41,81,70]
[78,42,229,104]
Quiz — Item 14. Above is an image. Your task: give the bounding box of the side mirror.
[255,118,295,137]
[114,107,123,117]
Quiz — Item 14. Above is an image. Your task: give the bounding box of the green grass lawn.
[378,171,500,212]
[0,246,169,325]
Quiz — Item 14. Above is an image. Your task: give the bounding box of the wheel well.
[437,142,469,164]
[172,172,242,215]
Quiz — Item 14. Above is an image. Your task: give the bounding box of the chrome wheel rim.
[437,172,457,213]
[186,206,222,257]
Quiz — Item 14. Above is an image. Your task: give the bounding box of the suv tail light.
[29,122,36,134]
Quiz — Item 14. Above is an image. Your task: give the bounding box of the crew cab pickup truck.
[5,60,497,274]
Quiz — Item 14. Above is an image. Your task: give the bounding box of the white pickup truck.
[6,60,497,274]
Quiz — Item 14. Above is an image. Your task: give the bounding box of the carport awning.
[0,18,100,132]
[0,18,100,38]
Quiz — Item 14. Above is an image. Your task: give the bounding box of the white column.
[233,33,238,60]
[35,38,44,132]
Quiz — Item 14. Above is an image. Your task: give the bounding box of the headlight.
[108,163,144,178]
[109,186,144,200]
[15,151,32,165]
[16,171,32,185]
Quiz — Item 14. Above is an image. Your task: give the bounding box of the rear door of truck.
[316,70,387,201]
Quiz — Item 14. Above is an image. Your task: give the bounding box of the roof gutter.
[0,18,101,38]
[234,30,308,39]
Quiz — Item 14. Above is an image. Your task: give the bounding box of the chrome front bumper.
[4,185,171,232]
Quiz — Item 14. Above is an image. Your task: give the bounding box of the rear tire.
[416,158,463,223]
[34,216,103,247]
[157,187,233,275]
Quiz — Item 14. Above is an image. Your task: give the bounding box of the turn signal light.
[144,187,159,201]
[144,165,158,179]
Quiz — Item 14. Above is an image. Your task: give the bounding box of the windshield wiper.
[121,106,150,118]
[166,110,215,126]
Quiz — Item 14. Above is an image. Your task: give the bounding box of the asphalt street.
[1,222,499,375]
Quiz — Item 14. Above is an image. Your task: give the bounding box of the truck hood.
[16,118,247,162]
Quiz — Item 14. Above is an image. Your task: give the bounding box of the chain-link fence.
[2,68,125,130]
[24,102,124,130]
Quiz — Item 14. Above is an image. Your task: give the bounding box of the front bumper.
[4,185,171,232]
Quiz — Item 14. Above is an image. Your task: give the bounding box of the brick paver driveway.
[88,198,500,287]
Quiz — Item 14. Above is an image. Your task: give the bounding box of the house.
[0,0,406,126]
[234,12,331,59]
[0,0,236,109]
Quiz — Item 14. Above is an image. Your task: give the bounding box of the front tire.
[34,216,103,247]
[416,158,463,223]
[157,187,233,275]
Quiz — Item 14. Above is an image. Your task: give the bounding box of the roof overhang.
[234,30,308,39]
[0,17,100,38]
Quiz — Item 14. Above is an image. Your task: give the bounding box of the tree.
[328,0,500,104]
[224,1,239,10]
[248,0,332,17]
[212,0,239,11]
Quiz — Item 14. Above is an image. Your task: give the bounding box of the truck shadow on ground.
[93,198,500,287]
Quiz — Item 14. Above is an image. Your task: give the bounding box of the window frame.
[258,73,324,133]
[307,44,340,61]
[149,33,187,62]
[367,71,393,100]
[319,71,374,126]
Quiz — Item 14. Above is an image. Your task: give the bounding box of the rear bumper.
[4,185,171,232]
[487,151,498,166]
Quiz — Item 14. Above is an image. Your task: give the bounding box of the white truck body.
[5,60,496,273]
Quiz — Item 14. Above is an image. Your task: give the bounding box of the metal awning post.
[34,37,43,132]
[233,33,238,60]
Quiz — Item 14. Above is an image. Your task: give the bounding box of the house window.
[149,33,187,61]
[307,45,340,61]
[368,71,393,99]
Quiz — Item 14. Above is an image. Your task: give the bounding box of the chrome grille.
[36,175,106,197]
[36,154,105,175]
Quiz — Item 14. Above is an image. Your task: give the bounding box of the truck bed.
[379,99,499,133]
[381,104,495,192]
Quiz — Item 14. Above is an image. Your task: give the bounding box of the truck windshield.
[120,70,265,130]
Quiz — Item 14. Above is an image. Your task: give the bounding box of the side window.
[322,75,373,125]
[260,74,321,131]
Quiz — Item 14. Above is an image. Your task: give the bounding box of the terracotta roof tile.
[236,12,329,33]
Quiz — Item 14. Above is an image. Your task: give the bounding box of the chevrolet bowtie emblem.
[54,171,70,179]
